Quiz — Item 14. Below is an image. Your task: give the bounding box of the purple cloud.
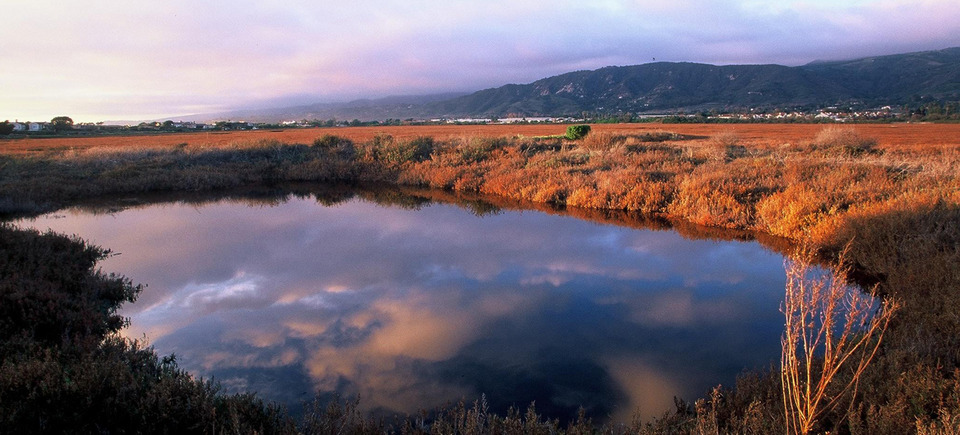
[2,0,958,121]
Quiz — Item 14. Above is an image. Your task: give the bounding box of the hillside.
[428,63,847,117]
[169,93,468,124]
[799,47,960,103]
[427,47,960,117]
[178,47,960,122]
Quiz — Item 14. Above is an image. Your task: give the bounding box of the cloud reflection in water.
[17,193,786,423]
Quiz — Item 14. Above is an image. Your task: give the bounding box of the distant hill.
[427,63,846,117]
[426,47,960,117]
[173,47,960,122]
[798,47,960,103]
[169,93,468,123]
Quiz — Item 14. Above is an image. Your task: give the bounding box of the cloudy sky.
[3,0,959,122]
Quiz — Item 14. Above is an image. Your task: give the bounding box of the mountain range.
[181,47,960,122]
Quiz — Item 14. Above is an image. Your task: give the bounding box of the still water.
[16,188,788,423]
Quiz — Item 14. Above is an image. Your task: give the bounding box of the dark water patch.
[13,185,789,424]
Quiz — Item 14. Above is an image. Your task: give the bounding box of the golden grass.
[2,123,959,433]
[4,123,960,156]
[4,124,957,257]
[780,247,899,435]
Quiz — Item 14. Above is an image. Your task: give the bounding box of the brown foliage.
[2,123,959,432]
[780,247,899,434]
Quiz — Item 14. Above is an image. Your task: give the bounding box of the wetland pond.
[15,186,790,423]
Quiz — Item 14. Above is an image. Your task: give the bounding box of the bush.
[313,135,356,159]
[0,225,140,350]
[455,137,508,163]
[706,131,747,160]
[312,134,345,149]
[374,135,435,164]
[0,226,295,433]
[564,125,591,140]
[811,126,879,157]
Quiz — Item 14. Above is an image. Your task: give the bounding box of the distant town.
[2,102,958,137]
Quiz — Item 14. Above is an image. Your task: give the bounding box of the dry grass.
[703,130,747,161]
[810,126,879,157]
[2,123,959,433]
[4,123,959,156]
[780,247,899,434]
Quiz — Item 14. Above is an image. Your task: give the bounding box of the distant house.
[499,117,558,124]
[28,122,44,132]
[448,118,492,124]
[11,122,26,132]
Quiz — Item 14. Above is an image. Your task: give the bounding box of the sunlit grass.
[1,125,958,432]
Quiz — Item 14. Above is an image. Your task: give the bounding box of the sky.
[3,0,959,122]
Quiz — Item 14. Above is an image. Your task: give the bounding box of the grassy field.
[3,123,959,156]
[1,123,959,433]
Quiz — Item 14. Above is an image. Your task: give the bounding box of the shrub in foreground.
[0,225,295,434]
[781,247,899,434]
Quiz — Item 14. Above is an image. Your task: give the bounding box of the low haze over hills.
[185,47,960,123]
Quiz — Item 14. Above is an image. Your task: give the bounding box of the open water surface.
[15,188,789,423]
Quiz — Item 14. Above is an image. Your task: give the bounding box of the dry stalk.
[780,246,899,435]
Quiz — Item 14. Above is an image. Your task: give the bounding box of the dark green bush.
[404,136,435,162]
[564,124,592,140]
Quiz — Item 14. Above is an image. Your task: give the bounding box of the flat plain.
[3,123,959,155]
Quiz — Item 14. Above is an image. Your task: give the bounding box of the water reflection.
[15,188,787,423]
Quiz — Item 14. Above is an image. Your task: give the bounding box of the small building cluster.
[9,121,47,132]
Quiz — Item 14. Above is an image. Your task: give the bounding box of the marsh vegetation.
[1,124,958,433]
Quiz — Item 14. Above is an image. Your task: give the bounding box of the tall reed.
[780,247,899,434]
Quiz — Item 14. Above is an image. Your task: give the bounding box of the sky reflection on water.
[16,192,787,423]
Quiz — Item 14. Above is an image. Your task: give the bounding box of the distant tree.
[0,120,13,135]
[945,102,959,117]
[50,116,74,132]
[162,120,175,129]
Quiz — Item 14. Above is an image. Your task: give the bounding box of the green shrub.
[564,124,592,140]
